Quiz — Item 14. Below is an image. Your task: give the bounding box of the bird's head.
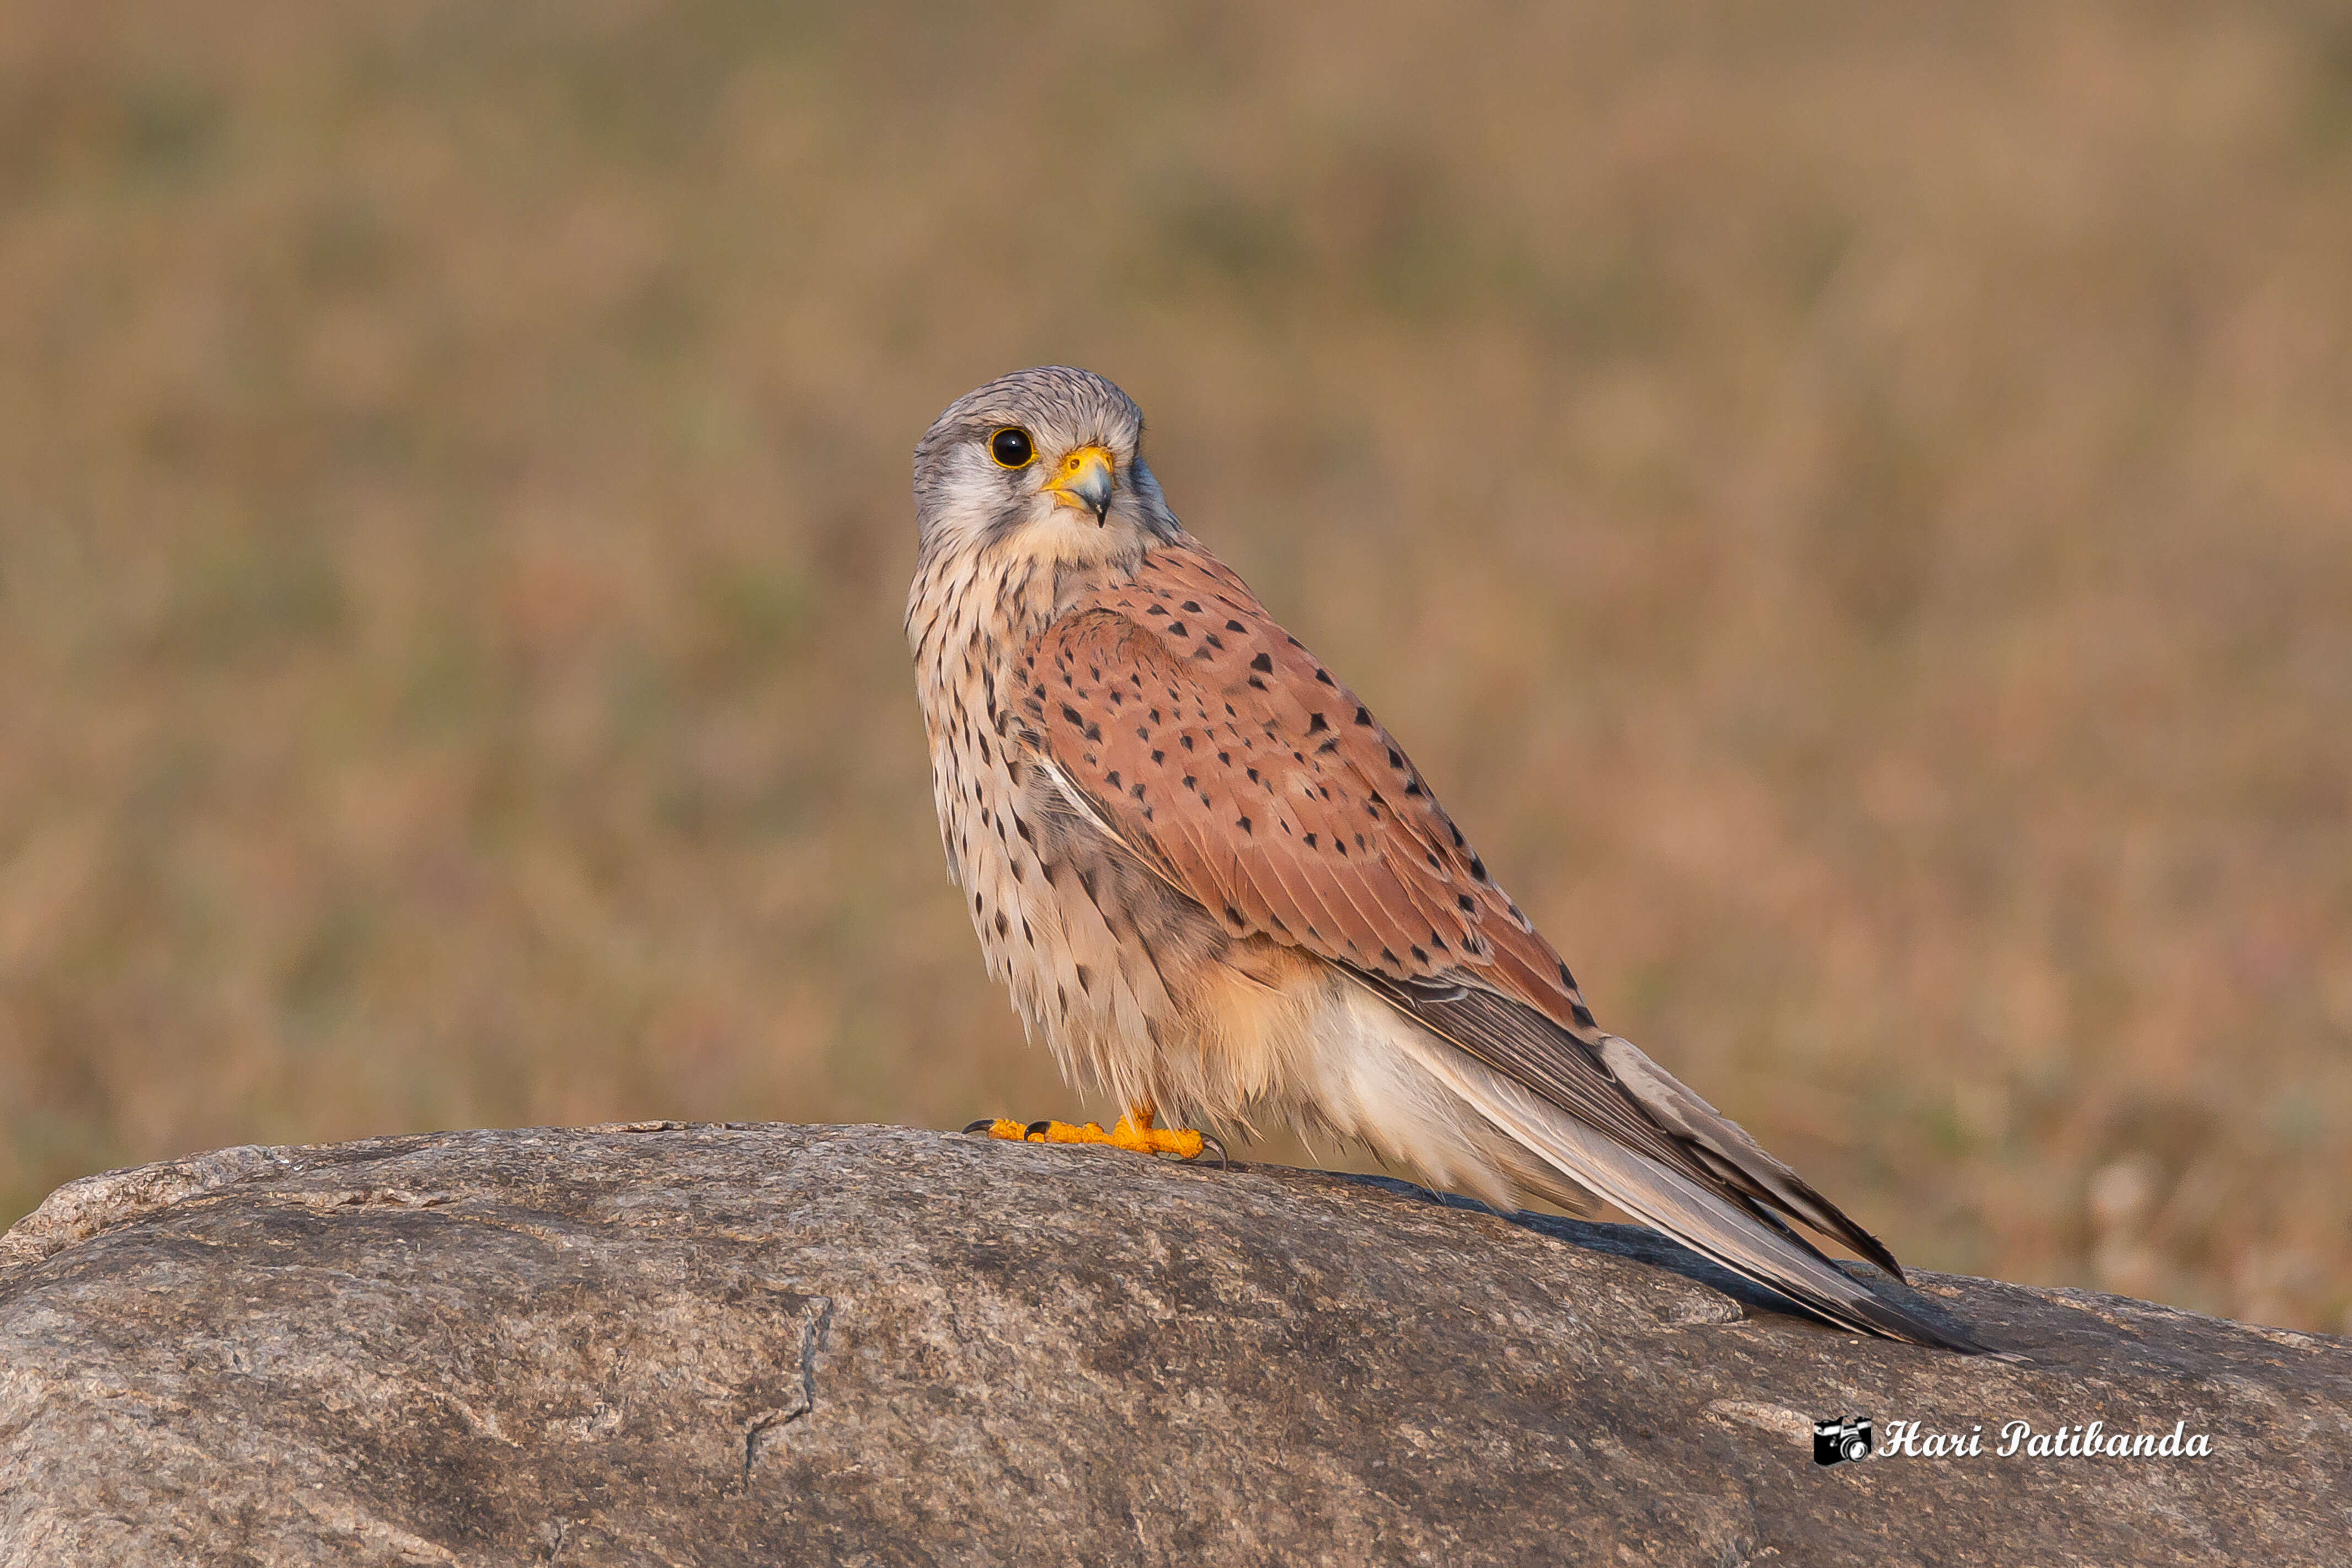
[912,367,1178,566]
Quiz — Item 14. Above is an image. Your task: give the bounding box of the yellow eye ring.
[989,427,1035,468]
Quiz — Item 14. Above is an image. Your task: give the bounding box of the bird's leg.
[963,1103,1222,1162]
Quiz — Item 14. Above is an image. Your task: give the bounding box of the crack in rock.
[742,1297,836,1481]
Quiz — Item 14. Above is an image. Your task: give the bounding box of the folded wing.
[1017,540,1993,1351]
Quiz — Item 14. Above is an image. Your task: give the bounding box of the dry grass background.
[2,0,2348,1331]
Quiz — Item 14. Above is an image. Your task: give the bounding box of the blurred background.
[3,0,2348,1331]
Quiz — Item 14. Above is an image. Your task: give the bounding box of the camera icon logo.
[1814,1415,1874,1465]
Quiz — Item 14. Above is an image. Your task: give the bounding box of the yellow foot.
[961,1106,1223,1163]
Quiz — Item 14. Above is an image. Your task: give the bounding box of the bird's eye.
[989,427,1035,468]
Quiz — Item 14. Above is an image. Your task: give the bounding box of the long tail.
[1390,1025,2012,1356]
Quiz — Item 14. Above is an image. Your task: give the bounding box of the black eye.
[990,427,1035,468]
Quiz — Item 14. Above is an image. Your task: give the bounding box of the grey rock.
[1,1122,2345,1566]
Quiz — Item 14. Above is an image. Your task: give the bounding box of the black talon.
[1198,1133,1231,1169]
[963,1120,998,1136]
[1024,1120,1054,1139]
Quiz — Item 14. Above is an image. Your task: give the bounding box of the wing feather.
[1381,1021,2006,1352]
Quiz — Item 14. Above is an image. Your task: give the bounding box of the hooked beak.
[1044,444,1116,525]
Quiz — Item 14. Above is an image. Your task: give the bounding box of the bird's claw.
[961,1112,1222,1163]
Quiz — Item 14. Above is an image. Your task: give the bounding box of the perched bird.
[907,366,1998,1353]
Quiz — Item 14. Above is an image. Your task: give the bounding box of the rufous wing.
[1018,544,1578,1004]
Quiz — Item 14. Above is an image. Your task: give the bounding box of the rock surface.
[1,1122,2346,1566]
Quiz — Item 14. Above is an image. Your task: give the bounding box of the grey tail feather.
[1398,1029,2017,1358]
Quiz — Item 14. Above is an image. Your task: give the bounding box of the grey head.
[912,366,1179,564]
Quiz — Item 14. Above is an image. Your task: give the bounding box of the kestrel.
[907,366,1997,1353]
